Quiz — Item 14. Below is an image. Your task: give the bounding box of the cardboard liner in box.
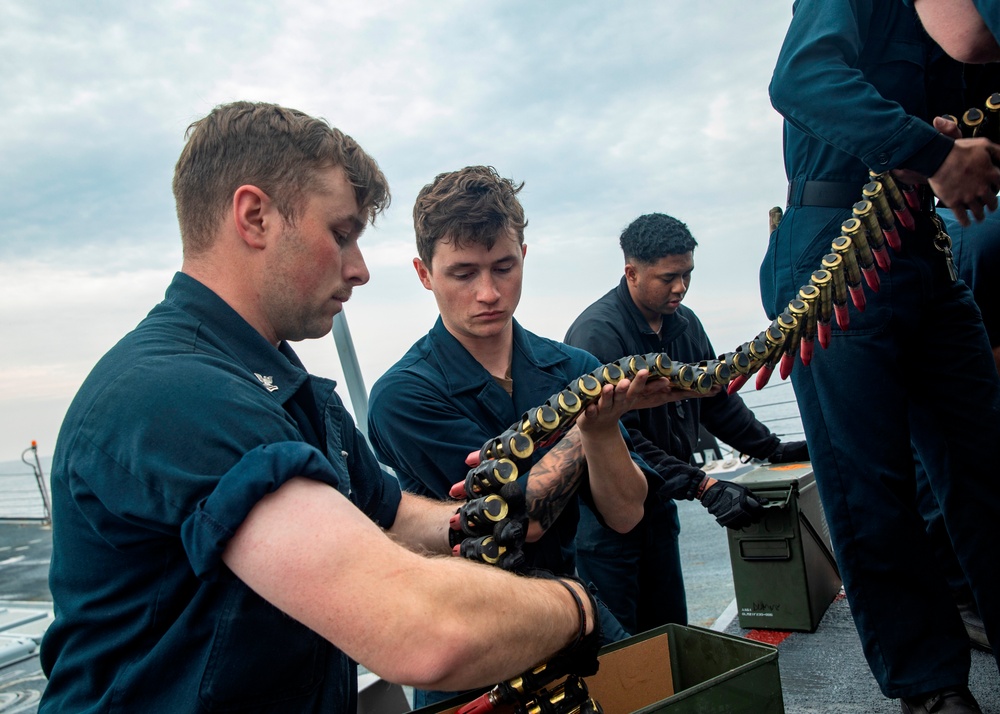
[412,623,783,713]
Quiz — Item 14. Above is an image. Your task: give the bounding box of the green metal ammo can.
[726,463,841,632]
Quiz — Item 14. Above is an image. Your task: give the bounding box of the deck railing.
[0,442,51,524]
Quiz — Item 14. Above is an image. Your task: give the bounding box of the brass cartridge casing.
[822,253,849,305]
[862,181,896,230]
[810,269,833,323]
[832,236,862,287]
[841,217,875,269]
[853,200,888,250]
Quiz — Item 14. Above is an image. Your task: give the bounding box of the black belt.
[787,179,864,208]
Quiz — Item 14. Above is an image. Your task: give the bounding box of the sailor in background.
[563,212,806,636]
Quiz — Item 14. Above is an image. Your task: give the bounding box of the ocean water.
[0,453,51,521]
[731,378,805,444]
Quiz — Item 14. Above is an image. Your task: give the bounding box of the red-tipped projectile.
[755,363,774,390]
[818,321,832,349]
[834,303,850,331]
[848,285,867,311]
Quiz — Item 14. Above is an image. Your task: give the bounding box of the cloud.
[0,0,796,457]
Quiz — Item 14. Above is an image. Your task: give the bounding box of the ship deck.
[677,496,1000,712]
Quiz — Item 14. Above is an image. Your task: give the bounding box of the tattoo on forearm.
[526,436,587,531]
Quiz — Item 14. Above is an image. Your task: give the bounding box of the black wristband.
[555,578,587,649]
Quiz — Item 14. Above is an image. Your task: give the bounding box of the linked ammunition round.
[765,323,785,352]
[832,236,862,287]
[833,236,868,310]
[841,218,875,269]
[617,354,649,377]
[466,458,518,496]
[526,405,560,433]
[841,219,880,291]
[776,310,798,346]
[749,336,769,361]
[853,200,888,251]
[987,95,1000,143]
[788,297,807,328]
[644,352,673,377]
[784,301,807,373]
[810,269,833,323]
[668,363,696,389]
[963,107,984,137]
[863,181,902,250]
[555,390,582,415]
[798,284,819,315]
[524,676,590,714]
[863,181,895,228]
[870,171,902,211]
[462,494,509,528]
[691,371,714,394]
[463,536,502,565]
[599,363,625,385]
[870,170,916,230]
[481,431,533,461]
[698,359,731,385]
[724,350,753,375]
[981,101,1000,143]
[822,252,848,305]
[797,285,819,365]
[575,374,602,398]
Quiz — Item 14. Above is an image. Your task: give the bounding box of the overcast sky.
[1,1,797,459]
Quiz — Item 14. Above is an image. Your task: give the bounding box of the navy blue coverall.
[760,0,1000,697]
[368,317,644,707]
[41,273,401,713]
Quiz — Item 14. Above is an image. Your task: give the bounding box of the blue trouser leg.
[944,209,1000,347]
[576,503,642,635]
[914,449,969,596]
[594,598,630,643]
[575,498,686,636]
[761,206,1000,698]
[634,498,687,632]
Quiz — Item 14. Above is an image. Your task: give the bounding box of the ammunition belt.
[467,165,938,501]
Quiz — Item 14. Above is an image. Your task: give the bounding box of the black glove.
[701,481,768,529]
[767,440,809,463]
[450,481,527,571]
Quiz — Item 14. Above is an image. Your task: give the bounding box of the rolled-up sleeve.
[181,441,342,580]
